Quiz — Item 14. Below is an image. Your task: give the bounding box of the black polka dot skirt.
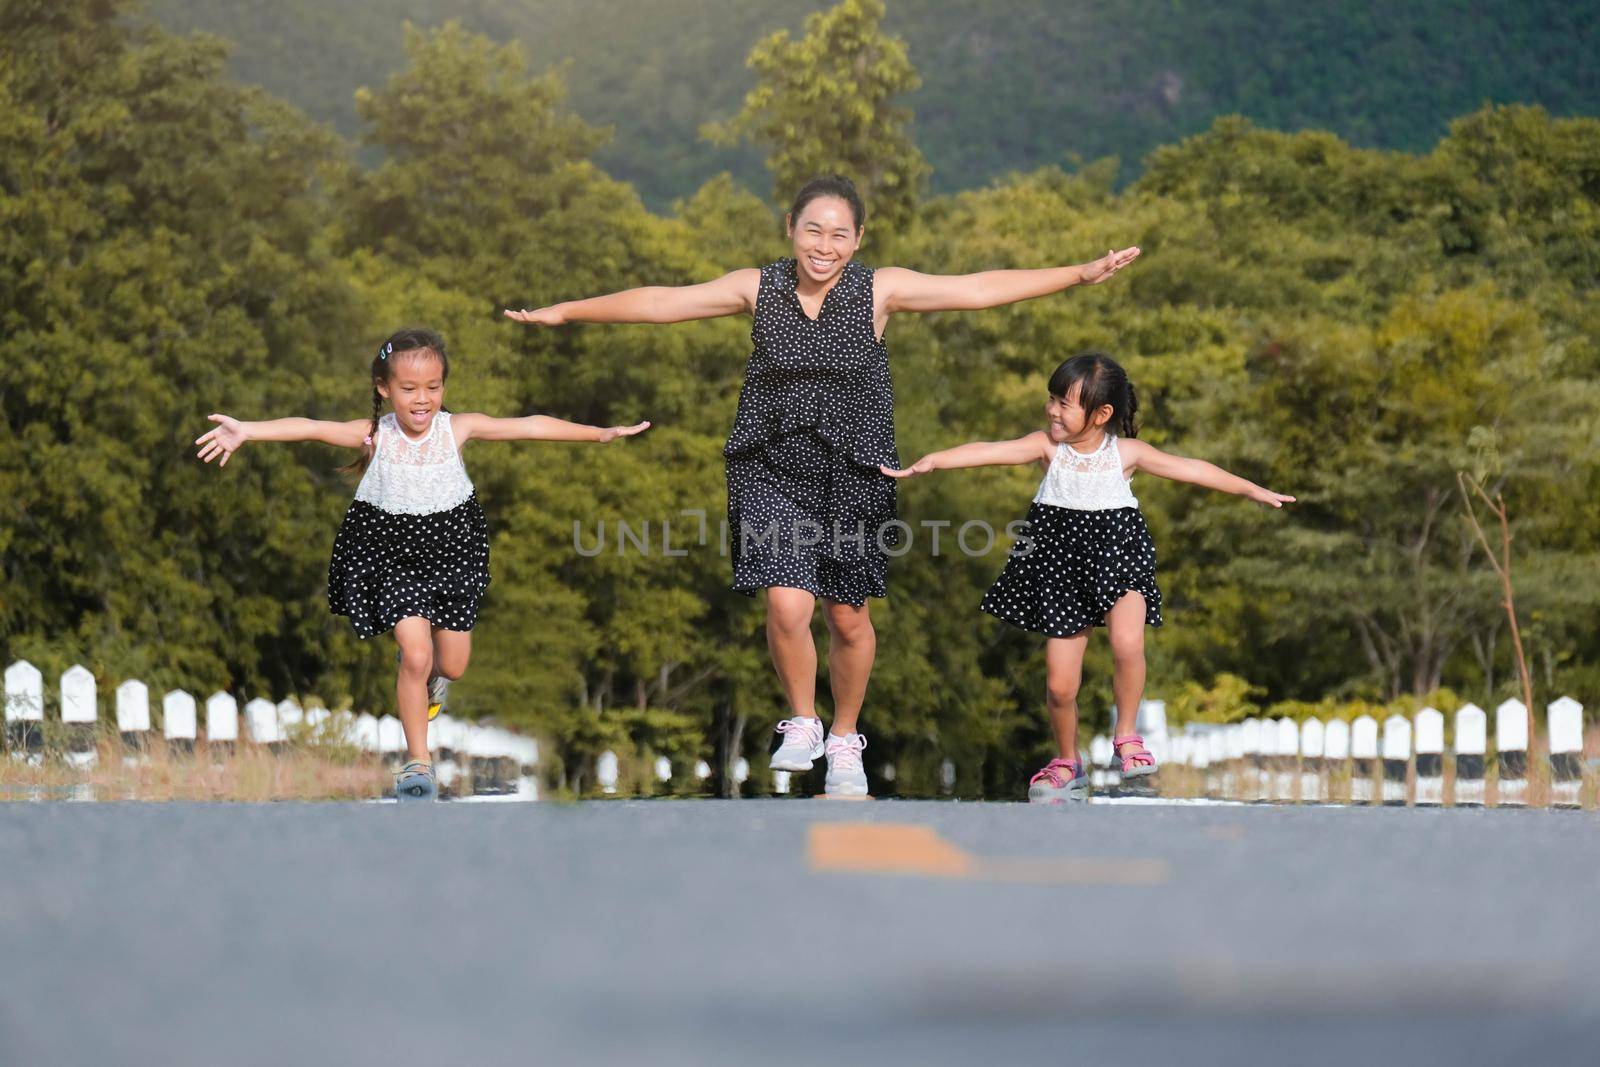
[328,495,491,638]
[980,502,1162,636]
[727,428,898,607]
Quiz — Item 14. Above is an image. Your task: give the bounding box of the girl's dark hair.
[1048,351,1139,438]
[339,327,450,476]
[789,175,866,231]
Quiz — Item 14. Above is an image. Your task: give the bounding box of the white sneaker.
[825,732,869,796]
[770,715,825,771]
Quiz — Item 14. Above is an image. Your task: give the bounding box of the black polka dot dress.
[980,435,1162,636]
[724,259,900,606]
[328,411,491,638]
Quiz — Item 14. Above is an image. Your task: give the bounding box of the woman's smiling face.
[787,195,861,285]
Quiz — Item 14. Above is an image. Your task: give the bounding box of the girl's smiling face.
[377,350,445,437]
[786,195,862,286]
[1045,382,1113,444]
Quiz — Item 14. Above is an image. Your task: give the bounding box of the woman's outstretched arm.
[195,415,369,467]
[881,431,1054,478]
[876,247,1140,315]
[455,412,651,444]
[1119,438,1294,507]
[503,269,760,326]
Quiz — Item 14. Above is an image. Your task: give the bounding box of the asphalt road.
[2,799,1595,1067]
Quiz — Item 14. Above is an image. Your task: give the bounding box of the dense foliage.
[5,1,1597,796]
[141,0,1600,207]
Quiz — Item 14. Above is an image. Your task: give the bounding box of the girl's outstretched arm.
[455,412,651,444]
[1119,438,1295,507]
[503,269,760,326]
[881,431,1053,479]
[195,415,369,467]
[876,247,1140,315]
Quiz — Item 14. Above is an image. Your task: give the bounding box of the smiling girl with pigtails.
[196,327,649,800]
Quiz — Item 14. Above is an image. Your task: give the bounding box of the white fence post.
[244,698,283,746]
[275,698,304,735]
[1223,724,1245,800]
[376,715,404,759]
[1274,717,1299,802]
[1300,718,1325,803]
[1454,703,1487,806]
[163,689,197,749]
[1323,719,1351,803]
[116,679,150,750]
[1413,707,1445,806]
[1089,735,1112,791]
[5,660,45,761]
[206,692,239,748]
[597,750,619,795]
[1239,719,1263,801]
[1350,715,1379,804]
[1381,714,1411,806]
[1547,696,1584,809]
[60,665,98,768]
[1495,699,1529,807]
[1205,728,1226,798]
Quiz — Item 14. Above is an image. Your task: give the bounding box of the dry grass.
[1,733,390,802]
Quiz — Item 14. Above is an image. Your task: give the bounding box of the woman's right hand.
[196,414,247,467]
[503,304,567,326]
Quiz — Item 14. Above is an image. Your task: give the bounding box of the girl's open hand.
[1249,486,1296,508]
[879,456,936,479]
[195,414,246,467]
[599,420,651,443]
[503,305,566,326]
[1080,246,1141,285]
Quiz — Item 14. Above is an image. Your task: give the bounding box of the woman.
[506,176,1138,795]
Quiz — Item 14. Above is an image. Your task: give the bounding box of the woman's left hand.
[599,420,651,443]
[1080,246,1142,285]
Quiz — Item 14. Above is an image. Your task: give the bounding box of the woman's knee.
[824,605,874,646]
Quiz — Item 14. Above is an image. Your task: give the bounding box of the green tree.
[702,0,928,237]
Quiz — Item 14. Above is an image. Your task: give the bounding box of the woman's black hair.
[789,175,866,231]
[1048,351,1139,438]
[339,327,450,475]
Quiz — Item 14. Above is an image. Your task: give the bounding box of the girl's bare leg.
[766,587,820,720]
[393,616,435,762]
[821,598,875,735]
[432,627,472,681]
[1106,591,1149,740]
[1045,632,1090,760]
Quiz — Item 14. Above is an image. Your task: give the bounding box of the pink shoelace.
[826,733,867,772]
[1030,758,1081,788]
[776,717,823,745]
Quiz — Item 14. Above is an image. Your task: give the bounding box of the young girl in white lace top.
[884,352,1291,802]
[196,327,648,799]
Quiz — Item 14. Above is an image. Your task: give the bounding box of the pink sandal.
[1114,734,1158,779]
[1028,757,1089,803]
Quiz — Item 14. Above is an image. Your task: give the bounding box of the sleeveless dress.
[723,259,900,606]
[980,434,1162,636]
[327,411,491,638]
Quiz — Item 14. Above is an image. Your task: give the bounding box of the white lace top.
[1033,434,1139,511]
[353,411,475,516]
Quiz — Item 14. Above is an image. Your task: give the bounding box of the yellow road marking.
[808,822,1172,885]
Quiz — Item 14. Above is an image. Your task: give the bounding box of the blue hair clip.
[379,341,393,360]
